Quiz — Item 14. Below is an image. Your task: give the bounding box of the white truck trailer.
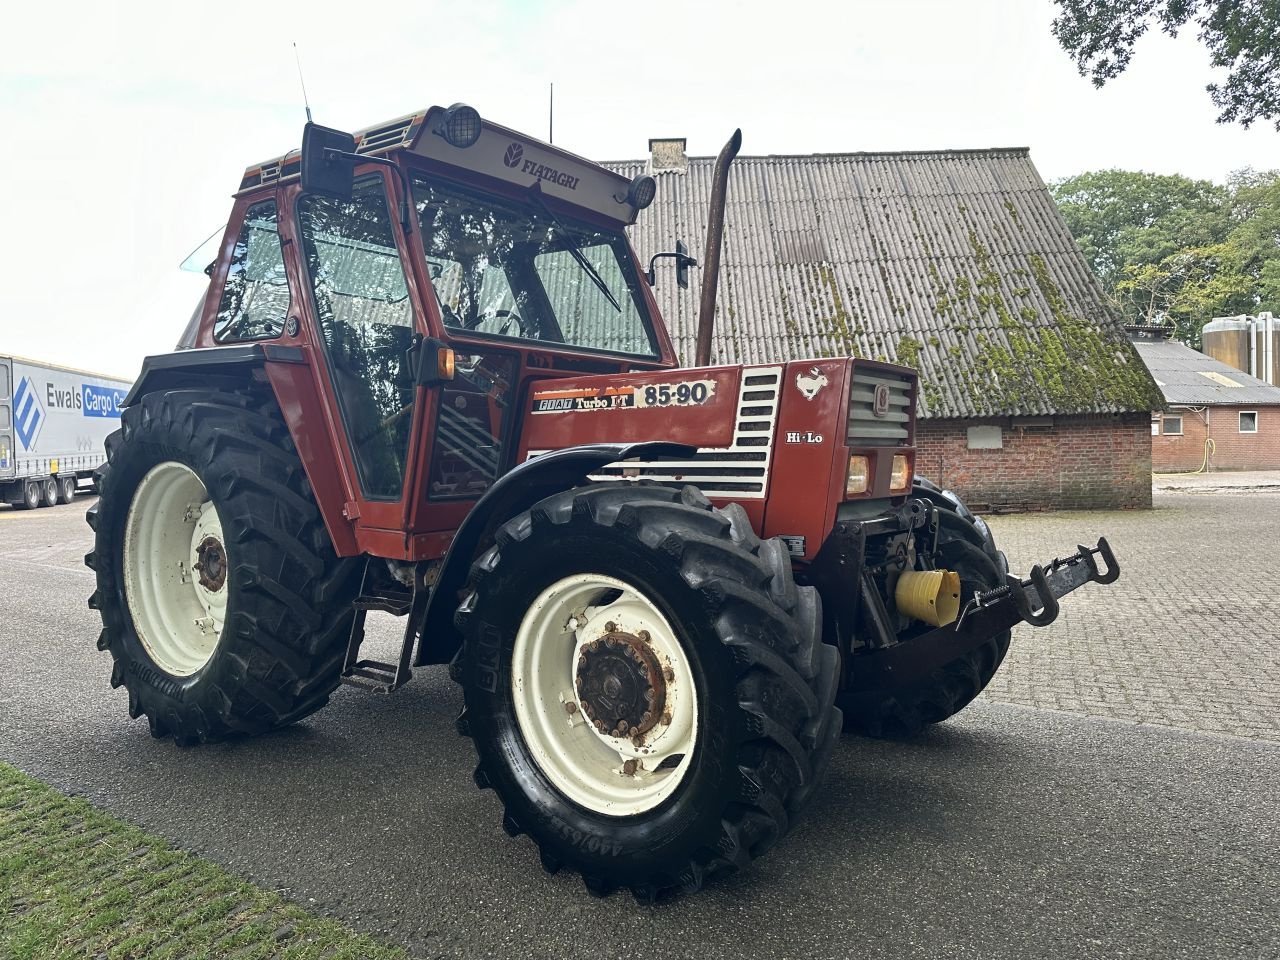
[0,355,133,509]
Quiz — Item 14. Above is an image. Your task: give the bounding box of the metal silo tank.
[1259,312,1278,385]
[1202,316,1252,374]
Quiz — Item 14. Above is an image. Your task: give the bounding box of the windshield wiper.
[527,184,621,313]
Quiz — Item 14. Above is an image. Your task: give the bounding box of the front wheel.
[453,483,840,900]
[839,486,1011,737]
[85,389,359,743]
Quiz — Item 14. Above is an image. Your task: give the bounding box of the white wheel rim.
[511,573,699,817]
[122,461,227,677]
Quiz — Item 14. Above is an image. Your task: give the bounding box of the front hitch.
[956,538,1120,631]
[843,537,1121,694]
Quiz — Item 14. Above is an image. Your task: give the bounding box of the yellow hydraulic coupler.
[895,570,962,626]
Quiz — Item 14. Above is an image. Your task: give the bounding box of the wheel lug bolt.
[564,701,578,715]
[605,622,617,633]
[663,666,675,682]
[622,759,638,776]
[638,630,650,642]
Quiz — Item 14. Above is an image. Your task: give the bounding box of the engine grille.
[587,366,783,498]
[847,367,912,446]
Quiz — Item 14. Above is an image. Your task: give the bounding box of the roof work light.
[625,174,657,210]
[439,103,482,148]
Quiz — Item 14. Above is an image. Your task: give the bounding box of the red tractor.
[85,104,1118,900]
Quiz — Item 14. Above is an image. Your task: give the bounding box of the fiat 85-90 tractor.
[86,103,1118,900]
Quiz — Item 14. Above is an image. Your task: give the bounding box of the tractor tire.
[85,389,360,744]
[839,504,1011,738]
[452,483,841,901]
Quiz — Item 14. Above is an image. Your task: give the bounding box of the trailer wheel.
[85,389,359,744]
[18,481,40,510]
[57,477,77,504]
[453,483,840,900]
[840,518,1011,738]
[39,478,58,507]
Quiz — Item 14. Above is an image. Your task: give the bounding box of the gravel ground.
[0,494,1277,960]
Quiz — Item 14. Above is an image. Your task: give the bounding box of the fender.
[413,441,695,667]
[122,345,306,406]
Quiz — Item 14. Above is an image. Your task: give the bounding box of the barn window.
[1162,415,1183,436]
[1240,411,1258,433]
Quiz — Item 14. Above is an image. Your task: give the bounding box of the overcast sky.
[2,0,1277,380]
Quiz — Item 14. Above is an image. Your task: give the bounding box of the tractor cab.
[184,104,684,560]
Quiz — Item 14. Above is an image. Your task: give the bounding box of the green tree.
[1114,243,1256,344]
[1051,1,1280,130]
[1226,169,1280,308]
[1052,168,1280,344]
[1051,170,1230,288]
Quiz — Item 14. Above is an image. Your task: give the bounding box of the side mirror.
[645,240,699,288]
[301,122,358,200]
[675,239,691,289]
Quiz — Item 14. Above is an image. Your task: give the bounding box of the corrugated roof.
[1131,337,1280,405]
[605,149,1161,419]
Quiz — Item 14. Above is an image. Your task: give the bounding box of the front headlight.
[889,453,912,493]
[846,455,870,497]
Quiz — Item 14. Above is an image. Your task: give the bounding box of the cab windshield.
[412,176,659,358]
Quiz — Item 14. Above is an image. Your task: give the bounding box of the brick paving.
[982,491,1280,741]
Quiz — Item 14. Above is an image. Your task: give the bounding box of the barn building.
[1128,324,1280,472]
[606,141,1161,511]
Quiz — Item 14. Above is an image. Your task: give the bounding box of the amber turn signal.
[437,346,456,381]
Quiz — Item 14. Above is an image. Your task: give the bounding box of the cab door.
[294,170,437,553]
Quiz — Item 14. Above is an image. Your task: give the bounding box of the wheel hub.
[192,536,227,592]
[575,631,667,738]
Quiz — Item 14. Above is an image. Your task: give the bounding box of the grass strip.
[0,762,407,960]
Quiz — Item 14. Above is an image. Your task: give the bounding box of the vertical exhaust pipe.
[695,129,742,367]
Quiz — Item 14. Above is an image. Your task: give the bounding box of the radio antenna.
[549,82,554,143]
[293,42,313,123]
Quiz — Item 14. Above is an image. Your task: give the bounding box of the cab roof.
[238,104,644,225]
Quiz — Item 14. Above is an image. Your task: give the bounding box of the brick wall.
[915,413,1152,511]
[1152,405,1280,472]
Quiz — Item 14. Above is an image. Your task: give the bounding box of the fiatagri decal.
[503,141,581,191]
[532,380,717,414]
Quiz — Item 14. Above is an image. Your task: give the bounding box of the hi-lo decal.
[85,102,1120,902]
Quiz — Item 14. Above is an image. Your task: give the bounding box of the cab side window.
[213,200,290,342]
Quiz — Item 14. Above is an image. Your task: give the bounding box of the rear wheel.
[39,478,58,507]
[840,488,1012,737]
[57,476,77,504]
[453,483,840,900]
[18,481,40,510]
[85,388,360,744]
